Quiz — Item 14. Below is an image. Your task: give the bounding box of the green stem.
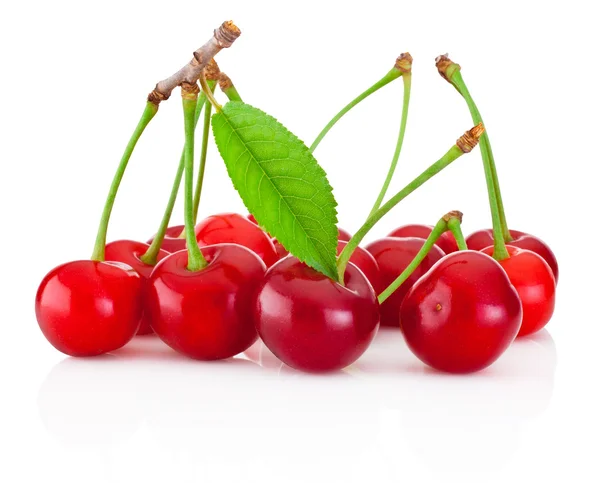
[222,84,242,102]
[337,144,467,280]
[91,101,158,261]
[447,216,467,251]
[449,72,509,260]
[309,67,402,153]
[141,91,212,264]
[368,73,412,216]
[199,73,222,112]
[378,217,448,304]
[192,102,212,224]
[182,97,208,271]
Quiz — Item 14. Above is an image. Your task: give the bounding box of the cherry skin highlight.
[366,237,445,327]
[147,243,266,360]
[400,251,522,373]
[253,257,380,373]
[388,224,458,254]
[35,260,143,356]
[105,240,169,335]
[466,229,558,282]
[146,224,186,254]
[481,245,556,337]
[337,240,382,293]
[195,213,279,267]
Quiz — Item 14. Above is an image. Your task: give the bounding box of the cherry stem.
[309,66,403,153]
[447,71,509,260]
[337,146,464,280]
[368,73,412,217]
[199,72,222,112]
[378,217,446,304]
[141,87,214,264]
[447,216,467,250]
[219,72,243,102]
[91,101,158,261]
[182,89,208,271]
[192,80,217,225]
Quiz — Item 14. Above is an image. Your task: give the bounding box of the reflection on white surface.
[37,328,556,481]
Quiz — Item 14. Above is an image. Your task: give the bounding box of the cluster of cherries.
[34,29,558,374]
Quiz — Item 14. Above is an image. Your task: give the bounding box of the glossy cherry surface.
[388,224,458,254]
[146,225,186,254]
[105,240,169,335]
[466,229,558,282]
[147,243,266,360]
[253,257,379,372]
[400,251,522,373]
[366,237,445,327]
[337,240,382,293]
[481,245,556,337]
[35,260,143,356]
[195,213,279,267]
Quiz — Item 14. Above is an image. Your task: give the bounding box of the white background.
[1,0,598,481]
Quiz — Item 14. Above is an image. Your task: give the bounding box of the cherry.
[147,243,266,360]
[272,238,289,259]
[248,213,351,242]
[481,245,556,337]
[366,237,445,327]
[195,213,279,267]
[146,225,186,254]
[466,229,558,282]
[253,256,379,372]
[400,251,522,373]
[36,260,143,356]
[337,240,382,293]
[104,240,169,335]
[388,224,458,254]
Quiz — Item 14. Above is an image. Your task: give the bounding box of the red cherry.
[400,251,522,373]
[147,243,266,360]
[388,224,458,254]
[366,237,445,327]
[481,245,556,337]
[247,214,258,225]
[466,229,558,282]
[253,257,379,372]
[195,213,279,267]
[337,228,352,242]
[35,260,143,356]
[272,238,289,259]
[146,225,186,254]
[105,240,169,335]
[337,240,382,293]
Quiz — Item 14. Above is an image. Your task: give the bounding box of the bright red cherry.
[481,245,556,337]
[146,225,186,254]
[195,213,279,267]
[366,237,445,327]
[36,260,143,356]
[272,238,289,259]
[467,229,558,282]
[388,224,458,254]
[147,243,266,360]
[337,241,382,293]
[253,257,380,372]
[105,240,169,335]
[400,251,523,373]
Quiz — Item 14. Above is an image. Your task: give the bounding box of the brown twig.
[147,21,240,105]
[456,123,485,153]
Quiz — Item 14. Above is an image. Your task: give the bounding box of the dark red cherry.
[36,260,143,356]
[105,240,169,335]
[481,245,556,337]
[147,244,266,360]
[366,237,445,327]
[388,224,458,254]
[253,257,380,372]
[400,251,523,373]
[146,225,186,254]
[337,241,382,293]
[195,213,279,267]
[466,229,558,282]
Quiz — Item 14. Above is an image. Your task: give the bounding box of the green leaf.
[212,101,339,280]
